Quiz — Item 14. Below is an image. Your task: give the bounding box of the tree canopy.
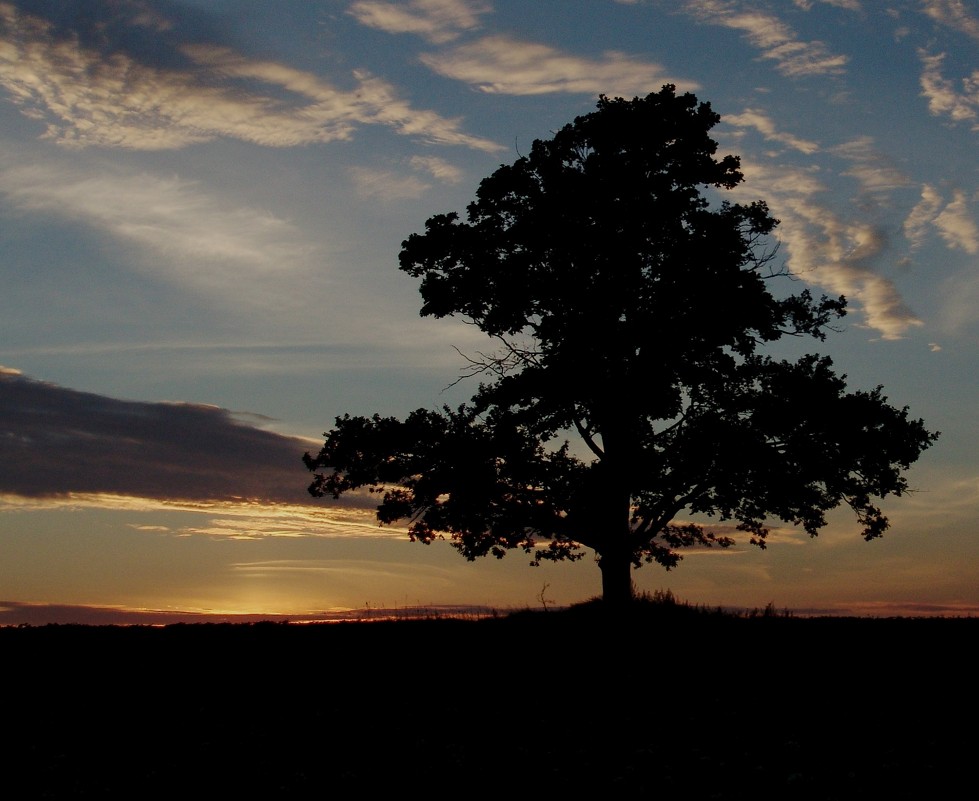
[305,85,938,606]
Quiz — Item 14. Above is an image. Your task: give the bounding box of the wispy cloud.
[347,0,491,43]
[793,0,862,10]
[831,136,911,194]
[681,0,848,76]
[904,184,946,249]
[736,160,922,339]
[0,156,314,298]
[192,47,501,151]
[0,491,391,539]
[934,189,979,254]
[410,155,465,183]
[0,2,499,152]
[348,166,432,200]
[938,268,979,335]
[420,34,692,95]
[721,120,920,338]
[918,50,979,126]
[904,184,979,254]
[725,108,820,153]
[720,90,951,342]
[174,504,396,541]
[920,0,979,40]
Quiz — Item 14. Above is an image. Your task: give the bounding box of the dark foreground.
[2,606,975,799]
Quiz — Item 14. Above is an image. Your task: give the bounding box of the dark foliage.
[305,86,937,603]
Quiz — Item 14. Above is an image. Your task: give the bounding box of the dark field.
[2,607,975,799]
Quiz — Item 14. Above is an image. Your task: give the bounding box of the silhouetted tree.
[305,86,938,606]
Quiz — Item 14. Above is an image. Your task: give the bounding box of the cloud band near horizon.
[0,366,325,506]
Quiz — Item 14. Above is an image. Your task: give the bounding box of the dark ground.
[1,606,975,799]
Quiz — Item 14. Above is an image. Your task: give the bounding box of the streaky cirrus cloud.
[904,184,946,249]
[724,108,820,154]
[938,270,979,336]
[934,189,979,254]
[735,160,922,340]
[793,0,861,9]
[917,50,979,126]
[1,491,389,540]
[0,156,315,300]
[346,154,466,201]
[680,0,848,76]
[905,184,979,254]
[920,0,979,40]
[348,165,432,200]
[0,1,499,152]
[410,154,465,183]
[831,136,911,194]
[188,46,501,152]
[0,367,322,505]
[347,0,491,43]
[177,510,383,540]
[419,34,693,95]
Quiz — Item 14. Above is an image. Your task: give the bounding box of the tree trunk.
[594,416,635,606]
[599,547,633,607]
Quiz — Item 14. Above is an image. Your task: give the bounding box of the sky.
[1,0,977,624]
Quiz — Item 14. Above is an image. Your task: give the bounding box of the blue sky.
[1,0,977,623]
